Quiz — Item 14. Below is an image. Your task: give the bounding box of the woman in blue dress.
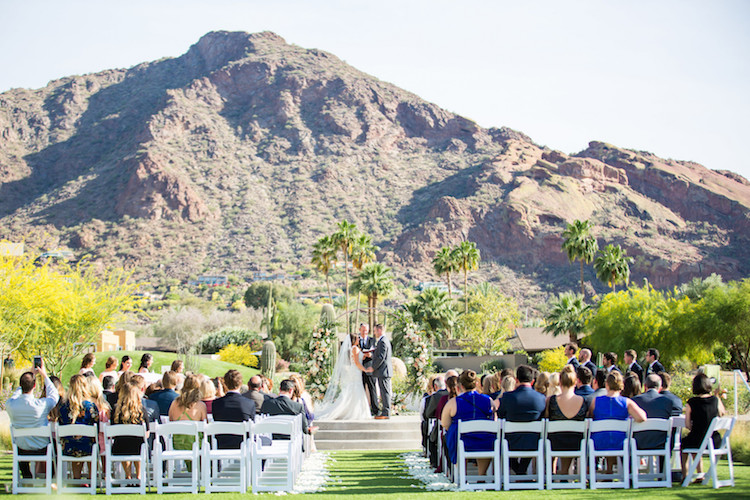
[589,371,646,473]
[58,374,100,480]
[441,370,496,476]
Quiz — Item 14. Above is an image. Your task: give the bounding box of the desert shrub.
[217,344,259,368]
[198,327,263,354]
[480,359,505,373]
[668,371,693,405]
[536,346,567,373]
[276,358,290,372]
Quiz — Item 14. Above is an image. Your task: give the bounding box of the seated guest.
[420,375,442,453]
[138,353,153,374]
[589,371,646,473]
[481,374,494,395]
[112,383,148,480]
[168,374,207,455]
[289,373,315,423]
[171,359,186,389]
[199,376,217,414]
[603,352,621,374]
[45,376,65,423]
[574,366,595,405]
[499,373,516,395]
[497,365,546,474]
[118,355,133,377]
[111,371,135,411]
[681,373,726,479]
[658,372,683,416]
[131,375,160,423]
[624,349,644,383]
[622,374,642,398]
[432,375,458,472]
[578,348,598,379]
[58,374,100,480]
[260,374,277,399]
[212,370,256,449]
[547,372,561,397]
[149,371,179,416]
[546,365,588,475]
[99,356,119,383]
[632,374,675,450]
[488,371,503,400]
[534,371,550,396]
[261,379,311,434]
[243,375,265,408]
[441,370,495,476]
[102,375,117,410]
[6,360,59,479]
[592,369,607,398]
[79,353,96,376]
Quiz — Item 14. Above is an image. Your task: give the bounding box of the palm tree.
[311,235,337,304]
[452,241,481,313]
[432,246,459,300]
[543,292,589,343]
[354,263,394,332]
[350,233,378,327]
[594,244,634,292]
[331,220,360,335]
[561,219,599,297]
[409,287,457,345]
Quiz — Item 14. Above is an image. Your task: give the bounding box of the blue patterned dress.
[58,400,100,457]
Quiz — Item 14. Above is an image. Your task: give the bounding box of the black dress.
[547,395,588,451]
[682,395,721,450]
[111,409,146,456]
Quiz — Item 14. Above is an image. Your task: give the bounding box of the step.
[315,415,420,431]
[315,428,420,441]
[315,438,421,451]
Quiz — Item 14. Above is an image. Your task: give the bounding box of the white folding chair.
[10,425,55,494]
[501,420,545,490]
[103,423,149,494]
[545,419,588,489]
[630,418,672,488]
[588,419,631,489]
[201,421,248,493]
[55,423,99,495]
[262,414,303,476]
[681,416,735,489]
[670,415,685,471]
[455,419,501,490]
[250,420,297,493]
[152,421,200,493]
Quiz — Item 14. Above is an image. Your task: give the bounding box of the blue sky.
[2,0,749,179]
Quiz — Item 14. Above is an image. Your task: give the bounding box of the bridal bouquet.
[307,326,337,399]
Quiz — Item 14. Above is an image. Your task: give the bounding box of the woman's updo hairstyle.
[458,369,479,391]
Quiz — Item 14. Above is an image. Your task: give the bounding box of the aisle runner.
[399,451,459,491]
[286,452,332,494]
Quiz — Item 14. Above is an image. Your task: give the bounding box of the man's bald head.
[249,375,262,390]
[579,348,592,362]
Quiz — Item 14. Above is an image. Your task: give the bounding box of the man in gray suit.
[372,324,393,419]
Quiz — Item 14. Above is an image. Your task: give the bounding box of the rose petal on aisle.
[287,451,332,494]
[399,451,459,491]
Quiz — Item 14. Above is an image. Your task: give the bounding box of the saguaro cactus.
[261,340,277,379]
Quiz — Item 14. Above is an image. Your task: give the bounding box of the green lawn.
[59,350,258,383]
[0,450,747,498]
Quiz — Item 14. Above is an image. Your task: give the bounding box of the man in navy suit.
[565,343,580,369]
[658,373,683,416]
[260,380,310,435]
[645,348,665,378]
[603,352,622,374]
[578,348,598,379]
[624,349,644,383]
[632,375,674,450]
[358,323,379,416]
[212,370,256,449]
[574,366,595,405]
[497,365,546,474]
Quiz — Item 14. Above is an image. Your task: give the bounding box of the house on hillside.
[98,329,136,352]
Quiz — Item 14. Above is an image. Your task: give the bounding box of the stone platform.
[314,414,422,451]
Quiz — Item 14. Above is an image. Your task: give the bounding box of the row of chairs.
[11,414,307,495]
[431,416,735,491]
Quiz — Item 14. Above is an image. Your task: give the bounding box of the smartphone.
[33,356,42,368]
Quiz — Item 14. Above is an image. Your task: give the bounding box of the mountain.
[1,31,749,304]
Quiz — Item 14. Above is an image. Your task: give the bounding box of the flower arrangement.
[401,323,432,394]
[307,327,337,399]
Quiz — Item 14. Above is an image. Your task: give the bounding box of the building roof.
[512,327,567,353]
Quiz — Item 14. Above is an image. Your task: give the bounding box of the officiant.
[358,323,379,416]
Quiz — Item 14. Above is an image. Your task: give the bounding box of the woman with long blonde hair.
[58,374,100,479]
[113,383,147,479]
[86,376,111,464]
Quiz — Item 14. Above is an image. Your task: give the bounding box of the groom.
[371,323,392,420]
[359,324,379,416]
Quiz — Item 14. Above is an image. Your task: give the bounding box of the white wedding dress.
[316,336,373,420]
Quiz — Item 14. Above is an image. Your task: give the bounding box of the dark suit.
[423,389,448,466]
[567,357,580,369]
[150,388,178,416]
[626,362,644,383]
[212,392,256,449]
[371,335,392,417]
[660,390,683,416]
[574,384,595,406]
[359,335,378,415]
[142,397,160,423]
[260,395,309,434]
[583,360,598,379]
[632,389,674,450]
[497,385,546,474]
[645,361,665,378]
[606,365,622,375]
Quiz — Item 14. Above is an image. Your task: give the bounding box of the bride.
[316,333,373,420]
